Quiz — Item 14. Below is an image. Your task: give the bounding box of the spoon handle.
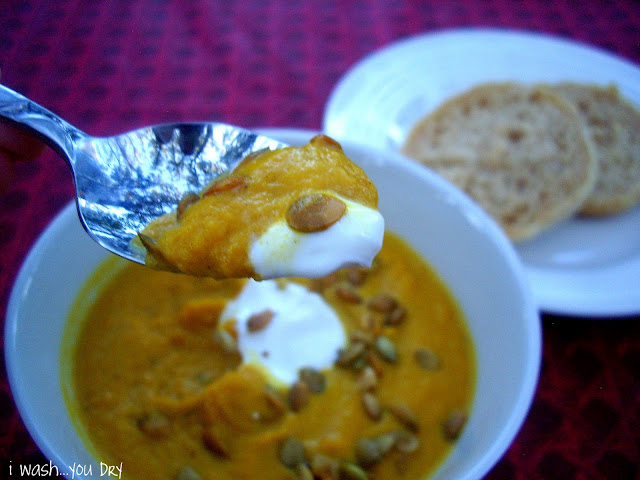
[0,84,85,162]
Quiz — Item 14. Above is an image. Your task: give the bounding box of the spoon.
[0,84,287,263]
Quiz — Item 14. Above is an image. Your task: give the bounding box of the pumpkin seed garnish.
[340,462,369,480]
[174,465,201,480]
[335,341,367,368]
[335,284,362,304]
[414,347,441,370]
[137,233,175,269]
[386,306,407,326]
[376,431,399,454]
[263,385,287,415]
[361,392,383,421]
[354,438,385,468]
[345,266,369,287]
[388,402,420,432]
[394,430,420,453]
[202,174,247,196]
[367,294,397,313]
[374,335,398,363]
[299,367,326,393]
[246,309,274,332]
[442,410,467,441]
[279,436,307,469]
[176,192,200,220]
[310,454,339,479]
[213,329,238,354]
[202,429,229,458]
[350,328,373,346]
[288,380,311,412]
[286,193,346,233]
[296,463,314,480]
[355,366,378,392]
[366,351,384,378]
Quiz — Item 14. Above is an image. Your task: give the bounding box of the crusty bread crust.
[552,83,640,216]
[401,82,598,242]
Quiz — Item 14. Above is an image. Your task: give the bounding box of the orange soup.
[66,232,475,480]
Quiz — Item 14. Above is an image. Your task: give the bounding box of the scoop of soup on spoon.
[0,84,383,279]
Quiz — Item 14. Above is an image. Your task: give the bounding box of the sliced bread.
[401,82,598,242]
[552,83,640,215]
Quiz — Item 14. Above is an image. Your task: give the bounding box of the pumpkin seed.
[299,367,326,393]
[388,402,420,432]
[176,192,200,220]
[136,411,170,439]
[247,309,274,332]
[366,351,384,378]
[361,392,383,421]
[414,348,441,370]
[335,341,367,368]
[386,306,407,326]
[442,410,467,441]
[335,284,362,304]
[351,354,368,370]
[296,463,314,480]
[202,429,229,458]
[367,294,397,313]
[279,436,307,468]
[340,462,369,480]
[236,147,269,169]
[350,329,373,346]
[309,272,339,293]
[394,430,419,453]
[203,174,246,196]
[355,366,378,392]
[288,380,310,412]
[374,336,398,363]
[137,232,158,253]
[358,313,376,332]
[174,465,201,480]
[310,454,339,480]
[137,233,174,268]
[376,431,399,454]
[355,438,384,468]
[345,267,368,287]
[310,134,343,150]
[213,329,238,354]
[286,193,346,233]
[263,385,287,414]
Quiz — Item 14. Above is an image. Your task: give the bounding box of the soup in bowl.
[5,129,540,480]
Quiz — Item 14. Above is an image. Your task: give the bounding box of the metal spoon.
[0,84,287,263]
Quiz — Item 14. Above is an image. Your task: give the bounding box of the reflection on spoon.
[0,83,285,264]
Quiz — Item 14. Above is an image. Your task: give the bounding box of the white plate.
[323,28,640,318]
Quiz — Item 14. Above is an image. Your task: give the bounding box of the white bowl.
[5,128,541,480]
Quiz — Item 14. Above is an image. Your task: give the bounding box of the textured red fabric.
[1,1,639,479]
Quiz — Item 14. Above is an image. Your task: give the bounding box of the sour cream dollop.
[249,196,384,279]
[219,279,346,385]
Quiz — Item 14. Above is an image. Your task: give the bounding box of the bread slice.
[552,83,640,215]
[401,82,598,242]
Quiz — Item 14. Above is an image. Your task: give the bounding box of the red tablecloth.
[1,1,639,479]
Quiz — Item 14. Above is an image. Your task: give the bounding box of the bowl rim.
[4,127,541,480]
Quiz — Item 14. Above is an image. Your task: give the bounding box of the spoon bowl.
[0,84,286,262]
